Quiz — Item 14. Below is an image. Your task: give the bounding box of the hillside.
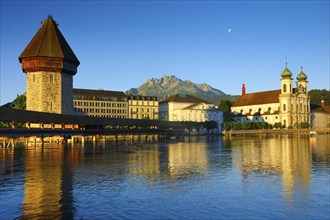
[126,75,235,104]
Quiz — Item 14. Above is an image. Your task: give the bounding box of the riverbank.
[222,128,330,136]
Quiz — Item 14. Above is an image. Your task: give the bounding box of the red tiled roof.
[323,105,330,113]
[232,89,281,107]
[313,105,330,114]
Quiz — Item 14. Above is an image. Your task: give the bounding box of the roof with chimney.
[19,16,80,65]
[232,89,282,107]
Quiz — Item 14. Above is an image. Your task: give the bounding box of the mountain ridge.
[126,75,231,104]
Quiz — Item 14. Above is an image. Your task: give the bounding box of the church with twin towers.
[231,63,310,128]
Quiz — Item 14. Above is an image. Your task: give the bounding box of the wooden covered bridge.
[0,107,204,146]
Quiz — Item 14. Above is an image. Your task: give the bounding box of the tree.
[12,94,26,110]
[217,100,235,122]
[309,89,330,106]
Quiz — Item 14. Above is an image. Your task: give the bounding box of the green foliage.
[295,122,310,129]
[12,94,26,110]
[217,99,235,122]
[180,120,218,130]
[224,122,272,130]
[309,89,330,106]
[0,122,10,128]
[217,100,232,112]
[273,123,284,129]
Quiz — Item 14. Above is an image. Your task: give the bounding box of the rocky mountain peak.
[126,75,226,103]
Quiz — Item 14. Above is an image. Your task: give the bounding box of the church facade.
[231,64,310,128]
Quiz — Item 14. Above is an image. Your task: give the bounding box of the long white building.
[159,94,223,131]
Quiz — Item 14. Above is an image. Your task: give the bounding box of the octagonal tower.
[19,16,79,114]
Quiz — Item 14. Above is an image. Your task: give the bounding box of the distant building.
[128,95,158,119]
[19,16,80,114]
[73,89,128,118]
[231,64,310,128]
[311,99,330,129]
[159,94,223,130]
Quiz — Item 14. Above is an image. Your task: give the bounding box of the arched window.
[283,84,287,93]
[283,104,286,111]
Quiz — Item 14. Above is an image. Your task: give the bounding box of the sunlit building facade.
[231,64,310,128]
[128,95,158,119]
[311,99,330,129]
[159,94,223,130]
[73,88,128,118]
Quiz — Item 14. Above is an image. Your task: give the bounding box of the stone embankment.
[222,129,330,136]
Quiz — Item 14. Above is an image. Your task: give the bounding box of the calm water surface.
[1,135,329,219]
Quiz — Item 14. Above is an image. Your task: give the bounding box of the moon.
[227,28,232,33]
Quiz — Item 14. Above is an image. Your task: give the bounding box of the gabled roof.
[160,94,212,104]
[19,16,80,65]
[232,89,281,107]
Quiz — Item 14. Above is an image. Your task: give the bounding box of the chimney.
[242,83,246,96]
[321,99,325,107]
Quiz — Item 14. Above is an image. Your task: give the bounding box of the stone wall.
[26,71,73,114]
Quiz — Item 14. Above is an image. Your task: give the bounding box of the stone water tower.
[19,16,79,114]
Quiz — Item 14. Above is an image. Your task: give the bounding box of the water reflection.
[21,144,78,219]
[129,144,160,179]
[229,136,312,200]
[168,141,208,177]
[0,135,329,219]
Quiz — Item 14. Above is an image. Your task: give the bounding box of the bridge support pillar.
[138,134,141,141]
[115,135,118,142]
[93,136,96,143]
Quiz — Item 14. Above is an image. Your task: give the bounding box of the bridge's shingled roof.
[19,16,80,65]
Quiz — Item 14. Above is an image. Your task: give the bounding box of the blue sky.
[1,0,329,104]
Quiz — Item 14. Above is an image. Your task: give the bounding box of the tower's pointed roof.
[19,16,80,65]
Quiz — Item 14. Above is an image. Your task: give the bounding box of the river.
[1,135,329,219]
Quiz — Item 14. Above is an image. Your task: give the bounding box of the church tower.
[19,16,80,114]
[279,63,294,127]
[295,66,310,125]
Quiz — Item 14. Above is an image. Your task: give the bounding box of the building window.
[283,84,287,93]
[283,104,286,112]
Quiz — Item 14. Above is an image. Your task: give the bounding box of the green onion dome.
[297,67,307,81]
[281,63,292,78]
